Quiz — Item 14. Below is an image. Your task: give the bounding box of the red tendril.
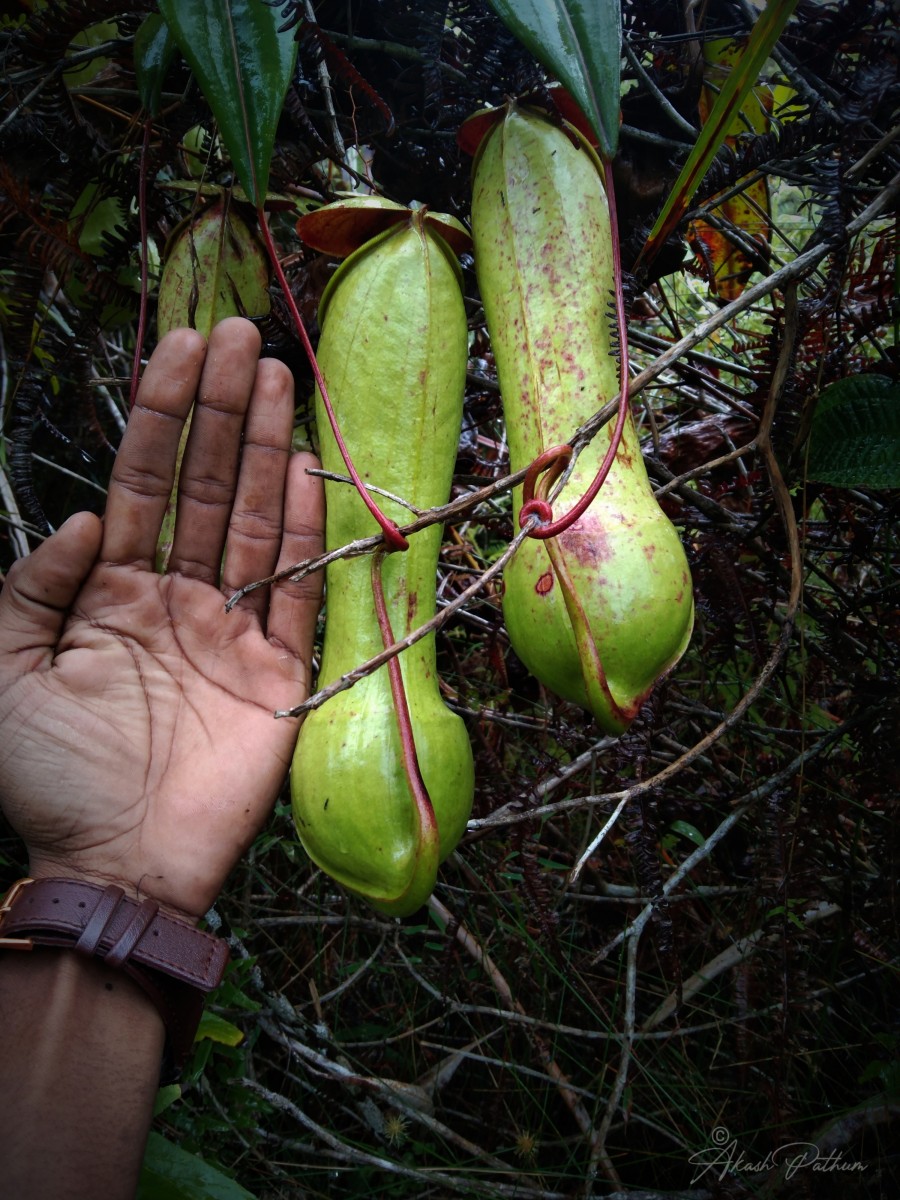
[258,209,409,552]
[370,551,438,842]
[519,158,631,542]
[519,444,573,528]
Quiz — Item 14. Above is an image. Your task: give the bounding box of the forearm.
[0,947,165,1200]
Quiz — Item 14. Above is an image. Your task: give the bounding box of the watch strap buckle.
[0,877,35,949]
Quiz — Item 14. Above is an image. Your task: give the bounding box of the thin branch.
[0,465,30,559]
[304,1,345,161]
[623,39,698,137]
[304,468,424,514]
[224,463,534,609]
[591,712,867,965]
[570,796,631,884]
[326,29,467,83]
[273,520,535,718]
[643,901,841,1031]
[533,737,617,800]
[653,438,757,497]
[590,934,639,1190]
[245,1074,568,1199]
[31,453,107,496]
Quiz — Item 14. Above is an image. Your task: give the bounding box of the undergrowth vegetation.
[1,1,898,1197]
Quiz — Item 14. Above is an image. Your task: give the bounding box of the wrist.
[0,946,165,1200]
[1,937,165,1038]
[1,875,230,1080]
[25,856,201,927]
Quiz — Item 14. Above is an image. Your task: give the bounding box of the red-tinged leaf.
[158,0,297,207]
[457,106,503,158]
[687,37,774,300]
[688,174,771,300]
[297,197,409,257]
[298,198,471,260]
[637,0,799,275]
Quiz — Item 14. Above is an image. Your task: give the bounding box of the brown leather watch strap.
[0,877,229,1079]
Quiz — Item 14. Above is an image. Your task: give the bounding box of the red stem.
[129,117,152,409]
[370,551,438,843]
[257,208,408,552]
[519,158,631,540]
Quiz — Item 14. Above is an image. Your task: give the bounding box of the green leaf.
[69,182,128,258]
[195,1010,245,1047]
[638,0,799,272]
[807,375,900,490]
[152,1084,182,1118]
[669,820,705,847]
[486,0,621,159]
[63,20,118,90]
[157,0,298,206]
[766,904,805,930]
[134,13,178,116]
[137,1133,257,1200]
[65,183,141,327]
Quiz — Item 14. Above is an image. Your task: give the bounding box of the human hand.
[0,318,323,921]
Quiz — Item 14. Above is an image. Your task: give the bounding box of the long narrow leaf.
[637,0,799,273]
[158,0,297,207]
[134,14,177,116]
[687,37,774,300]
[487,0,621,160]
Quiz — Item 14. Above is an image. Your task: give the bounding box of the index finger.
[101,329,207,566]
[266,453,325,667]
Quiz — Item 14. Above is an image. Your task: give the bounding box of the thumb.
[0,512,103,666]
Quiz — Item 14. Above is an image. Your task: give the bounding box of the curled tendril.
[517,159,632,545]
[519,444,573,529]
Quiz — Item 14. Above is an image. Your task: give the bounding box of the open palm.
[0,320,323,920]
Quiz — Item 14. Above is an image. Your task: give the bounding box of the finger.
[0,512,102,668]
[221,358,295,622]
[168,318,262,584]
[102,328,207,566]
[266,453,325,674]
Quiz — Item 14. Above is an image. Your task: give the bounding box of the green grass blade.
[158,0,297,207]
[487,0,621,159]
